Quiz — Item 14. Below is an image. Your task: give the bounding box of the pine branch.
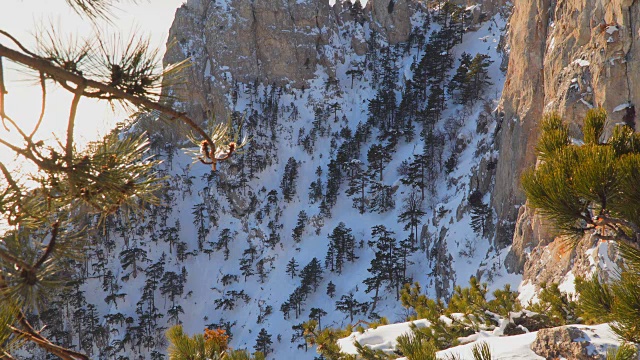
[33,222,60,270]
[0,42,228,170]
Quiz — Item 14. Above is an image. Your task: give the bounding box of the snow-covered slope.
[31,4,519,359]
[339,322,622,359]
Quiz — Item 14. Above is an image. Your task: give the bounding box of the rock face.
[531,326,605,360]
[497,0,640,283]
[161,0,420,127]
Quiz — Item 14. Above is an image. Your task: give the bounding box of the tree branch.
[0,162,20,193]
[0,30,41,59]
[66,84,85,164]
[29,71,47,139]
[0,350,17,360]
[13,310,88,360]
[33,222,59,270]
[0,43,216,158]
[0,55,8,131]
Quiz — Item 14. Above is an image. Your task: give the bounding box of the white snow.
[518,281,538,305]
[70,7,520,360]
[337,319,431,355]
[339,322,621,360]
[605,26,618,35]
[572,59,590,67]
[613,102,631,112]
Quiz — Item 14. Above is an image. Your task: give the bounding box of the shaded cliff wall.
[159,0,416,131]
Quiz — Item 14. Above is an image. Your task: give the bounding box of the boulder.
[531,326,602,360]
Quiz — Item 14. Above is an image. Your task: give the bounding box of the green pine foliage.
[606,343,639,360]
[0,303,20,356]
[471,342,492,360]
[522,108,640,242]
[399,278,520,350]
[166,326,264,360]
[301,320,356,360]
[527,283,577,326]
[395,330,437,360]
[166,326,224,360]
[574,274,614,324]
[583,107,607,145]
[534,113,570,161]
[354,341,394,359]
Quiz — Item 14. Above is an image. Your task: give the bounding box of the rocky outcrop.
[497,0,640,282]
[160,0,419,126]
[367,0,412,44]
[531,326,605,360]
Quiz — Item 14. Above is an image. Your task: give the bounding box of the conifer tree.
[281,157,300,202]
[327,281,337,299]
[160,271,184,308]
[119,246,149,280]
[367,144,391,181]
[286,258,299,279]
[216,228,235,260]
[335,293,369,323]
[466,53,493,103]
[523,109,640,243]
[365,225,401,310]
[300,258,324,292]
[368,181,395,213]
[469,189,491,237]
[254,328,273,357]
[308,166,324,204]
[192,202,209,251]
[292,210,308,243]
[345,159,369,214]
[326,222,358,273]
[398,190,426,239]
[309,308,328,330]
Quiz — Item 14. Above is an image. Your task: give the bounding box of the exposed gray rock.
[531,326,603,360]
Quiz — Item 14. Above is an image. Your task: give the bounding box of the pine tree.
[308,166,324,204]
[254,328,273,356]
[469,189,491,237]
[466,53,493,103]
[329,102,342,122]
[522,109,640,244]
[345,159,369,214]
[335,293,369,323]
[309,308,328,330]
[160,271,184,308]
[324,159,343,211]
[192,202,209,251]
[216,228,235,260]
[286,258,299,279]
[300,258,324,292]
[367,144,391,181]
[368,181,395,213]
[292,210,308,243]
[119,247,148,280]
[449,52,472,104]
[326,281,336,299]
[398,190,426,239]
[281,157,300,202]
[364,225,403,310]
[326,222,358,273]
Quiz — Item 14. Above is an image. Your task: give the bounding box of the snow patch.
[337,319,431,355]
[572,59,590,67]
[613,102,631,112]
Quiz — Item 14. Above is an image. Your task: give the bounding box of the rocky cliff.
[161,0,419,126]
[497,0,640,287]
